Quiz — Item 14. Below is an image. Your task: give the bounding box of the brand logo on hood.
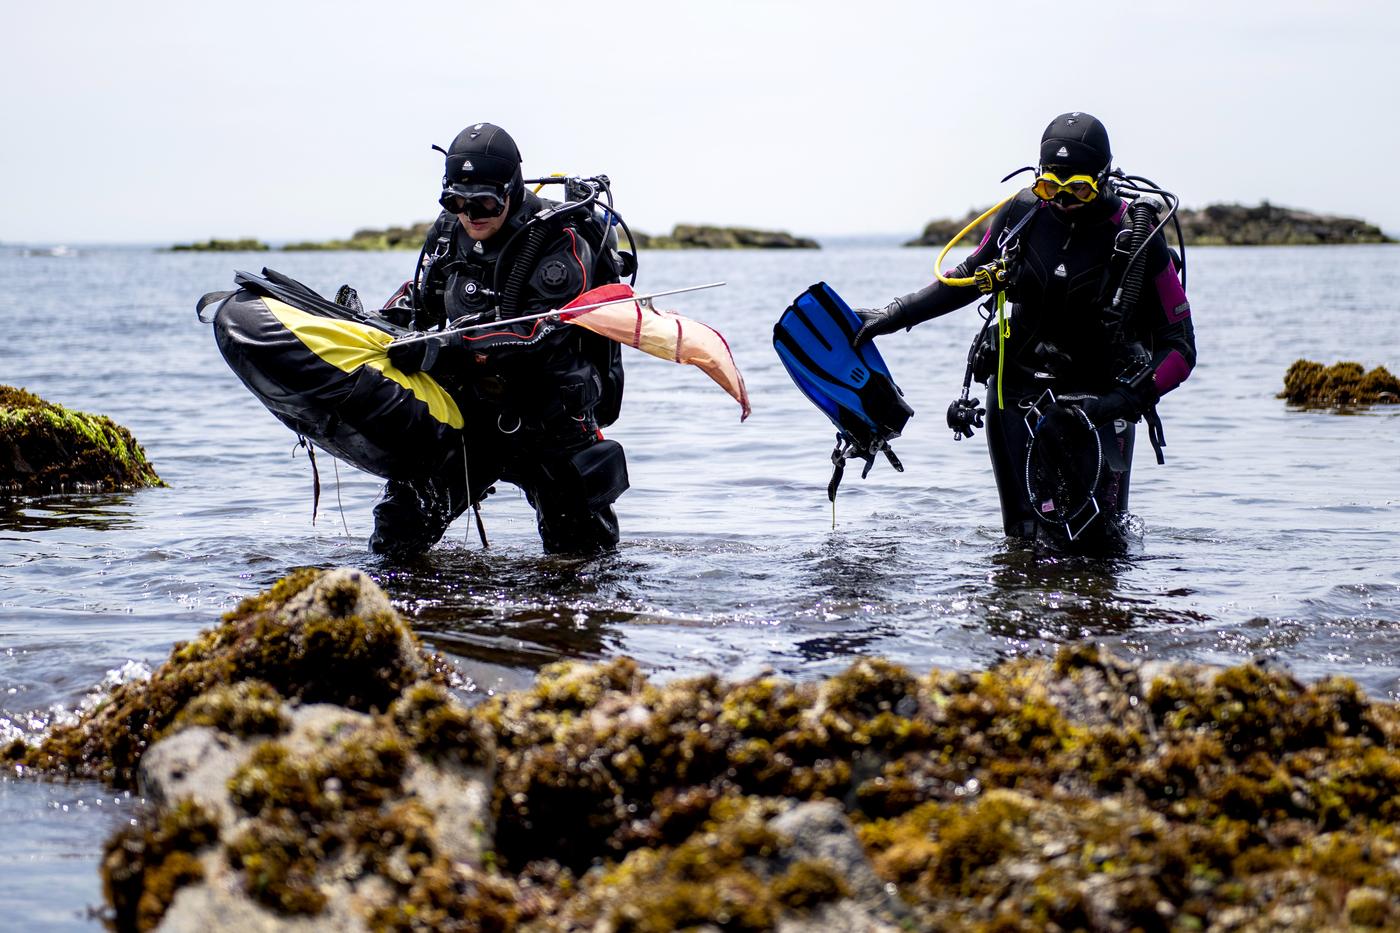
[1054,263,1067,277]
[460,159,474,171]
[1056,146,1069,157]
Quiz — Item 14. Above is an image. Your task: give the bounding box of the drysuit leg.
[369,442,500,557]
[1098,418,1136,515]
[984,399,1037,539]
[510,437,629,555]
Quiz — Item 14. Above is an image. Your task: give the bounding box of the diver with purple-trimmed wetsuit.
[854,112,1196,549]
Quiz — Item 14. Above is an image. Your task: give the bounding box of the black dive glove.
[387,333,460,376]
[852,299,908,348]
[1077,386,1146,426]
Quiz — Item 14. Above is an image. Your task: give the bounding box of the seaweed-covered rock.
[552,796,900,932]
[1280,359,1400,407]
[21,568,437,787]
[17,568,1400,931]
[55,570,495,932]
[473,647,1400,930]
[0,385,165,495]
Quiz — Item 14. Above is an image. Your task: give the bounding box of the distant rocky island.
[170,238,270,252]
[622,224,819,249]
[906,201,1395,248]
[169,222,818,252]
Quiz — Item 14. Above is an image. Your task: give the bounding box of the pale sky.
[4,0,1398,244]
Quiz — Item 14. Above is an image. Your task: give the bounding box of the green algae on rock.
[474,648,1400,930]
[0,385,165,495]
[20,567,1400,931]
[21,567,436,787]
[102,798,220,932]
[1280,359,1400,407]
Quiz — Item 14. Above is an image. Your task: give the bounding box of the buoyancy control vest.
[979,192,1157,392]
[416,191,628,428]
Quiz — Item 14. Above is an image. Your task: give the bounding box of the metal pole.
[452,281,727,333]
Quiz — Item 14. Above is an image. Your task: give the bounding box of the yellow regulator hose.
[934,194,1014,286]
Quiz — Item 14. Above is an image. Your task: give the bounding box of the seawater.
[2,243,1398,927]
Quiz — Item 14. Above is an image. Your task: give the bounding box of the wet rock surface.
[1281,359,1400,407]
[0,385,165,495]
[9,571,1400,931]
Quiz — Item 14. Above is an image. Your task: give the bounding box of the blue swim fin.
[773,282,914,500]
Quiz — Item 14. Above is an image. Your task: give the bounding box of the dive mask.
[439,185,508,220]
[1032,171,1100,203]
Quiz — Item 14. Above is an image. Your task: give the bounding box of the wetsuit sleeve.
[888,200,1019,328]
[1137,233,1196,399]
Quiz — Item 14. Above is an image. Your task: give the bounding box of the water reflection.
[371,547,643,669]
[979,542,1210,643]
[0,495,136,534]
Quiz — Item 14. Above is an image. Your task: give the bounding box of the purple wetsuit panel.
[1154,349,1191,395]
[1156,264,1190,323]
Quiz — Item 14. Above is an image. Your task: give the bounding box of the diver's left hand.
[1077,387,1141,426]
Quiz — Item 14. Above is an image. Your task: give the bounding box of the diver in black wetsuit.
[372,123,632,557]
[854,113,1196,544]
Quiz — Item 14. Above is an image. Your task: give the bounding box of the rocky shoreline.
[169,223,818,252]
[8,568,1400,931]
[906,202,1395,248]
[622,225,819,250]
[0,386,164,495]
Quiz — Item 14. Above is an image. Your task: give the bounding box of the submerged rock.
[1281,359,1400,407]
[12,571,1400,931]
[0,385,165,495]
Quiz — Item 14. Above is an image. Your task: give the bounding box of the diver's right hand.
[852,299,906,348]
[388,333,454,375]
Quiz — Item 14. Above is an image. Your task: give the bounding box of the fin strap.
[196,290,234,323]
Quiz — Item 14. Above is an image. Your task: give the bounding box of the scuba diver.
[373,122,635,557]
[852,112,1196,548]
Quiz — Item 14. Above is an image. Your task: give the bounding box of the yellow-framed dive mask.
[1032,171,1100,203]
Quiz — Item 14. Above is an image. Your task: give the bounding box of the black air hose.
[1113,199,1160,320]
[493,187,599,317]
[498,222,551,318]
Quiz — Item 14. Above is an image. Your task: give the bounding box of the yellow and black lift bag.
[204,269,465,480]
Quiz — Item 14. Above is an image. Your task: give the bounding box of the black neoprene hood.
[1039,112,1112,174]
[444,122,523,198]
